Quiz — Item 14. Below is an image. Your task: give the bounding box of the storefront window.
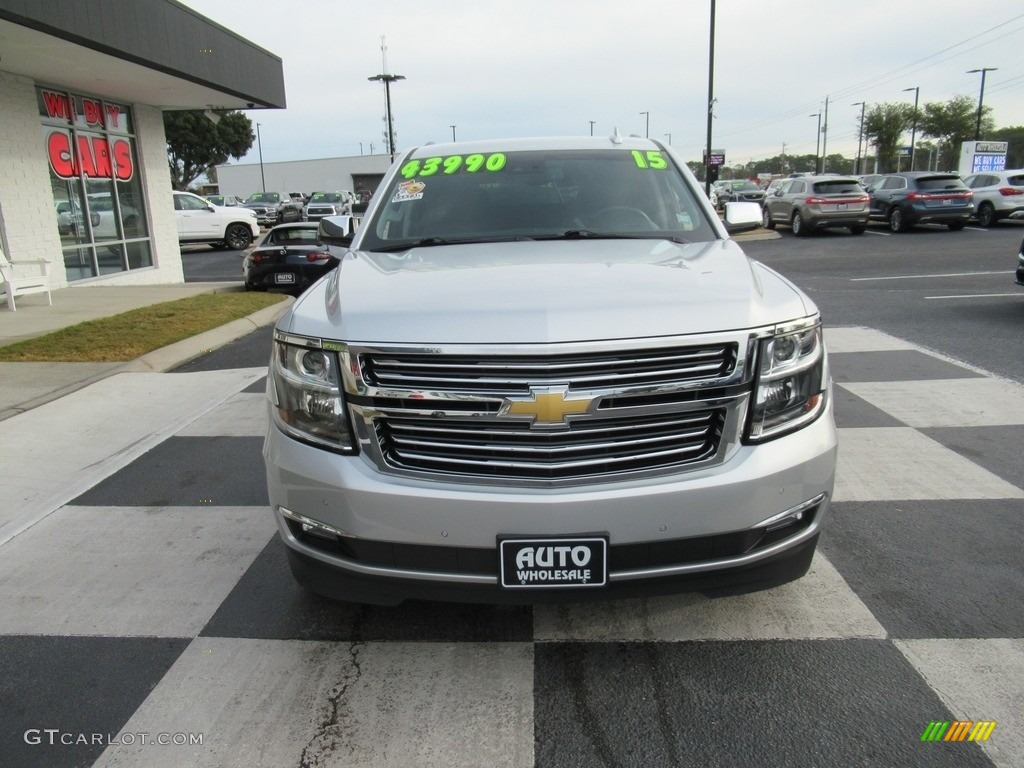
[39,87,152,281]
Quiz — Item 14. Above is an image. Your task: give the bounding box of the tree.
[918,95,994,171]
[164,110,254,191]
[862,103,915,173]
[982,125,1024,169]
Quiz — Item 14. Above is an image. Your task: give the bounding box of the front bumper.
[264,401,837,604]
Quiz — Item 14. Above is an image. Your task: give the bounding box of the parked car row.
[753,169,1024,236]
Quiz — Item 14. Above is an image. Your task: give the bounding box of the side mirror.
[722,201,761,233]
[318,215,356,247]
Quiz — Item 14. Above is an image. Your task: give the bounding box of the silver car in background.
[263,135,837,605]
[762,175,870,236]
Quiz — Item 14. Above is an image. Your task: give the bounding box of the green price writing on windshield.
[401,153,507,179]
[632,150,668,170]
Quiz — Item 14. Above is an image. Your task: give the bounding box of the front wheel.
[224,223,254,250]
[762,206,776,230]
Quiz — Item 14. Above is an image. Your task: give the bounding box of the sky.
[178,0,1024,170]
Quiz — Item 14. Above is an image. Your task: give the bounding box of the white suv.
[962,169,1024,227]
[173,191,260,249]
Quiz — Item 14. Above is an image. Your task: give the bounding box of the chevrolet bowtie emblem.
[501,386,595,427]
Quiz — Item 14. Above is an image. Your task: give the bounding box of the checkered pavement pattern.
[1,327,1021,767]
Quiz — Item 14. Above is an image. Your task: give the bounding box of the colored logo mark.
[921,721,997,742]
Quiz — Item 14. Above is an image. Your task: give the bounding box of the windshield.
[730,181,761,192]
[358,148,716,252]
[246,193,279,203]
[310,193,343,202]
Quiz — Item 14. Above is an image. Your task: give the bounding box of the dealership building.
[0,0,285,289]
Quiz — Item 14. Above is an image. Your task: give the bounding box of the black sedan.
[242,222,338,294]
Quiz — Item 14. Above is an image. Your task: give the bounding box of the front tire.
[762,206,776,230]
[225,223,253,250]
[976,202,996,227]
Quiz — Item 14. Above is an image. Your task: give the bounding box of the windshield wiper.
[538,230,690,245]
[369,235,534,253]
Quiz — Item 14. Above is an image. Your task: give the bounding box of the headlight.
[746,319,827,442]
[269,334,356,452]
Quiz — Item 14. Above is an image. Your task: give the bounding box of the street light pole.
[851,102,865,175]
[639,111,649,138]
[821,96,829,173]
[450,125,456,142]
[256,122,265,193]
[902,86,919,171]
[589,120,595,136]
[368,73,405,161]
[809,112,821,173]
[967,68,997,141]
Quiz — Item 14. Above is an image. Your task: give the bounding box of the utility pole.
[781,142,787,174]
[639,111,649,138]
[589,120,595,136]
[450,125,456,142]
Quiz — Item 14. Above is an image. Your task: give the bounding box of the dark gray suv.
[867,172,973,232]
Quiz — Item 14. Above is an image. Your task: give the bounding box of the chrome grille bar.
[362,344,736,393]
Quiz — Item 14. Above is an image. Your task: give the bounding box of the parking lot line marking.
[924,293,1021,300]
[851,271,1012,282]
[865,230,890,236]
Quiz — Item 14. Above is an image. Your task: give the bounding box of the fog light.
[279,506,352,539]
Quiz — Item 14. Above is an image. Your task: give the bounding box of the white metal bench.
[0,245,52,311]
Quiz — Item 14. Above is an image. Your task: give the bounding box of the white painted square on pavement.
[824,326,917,354]
[897,639,1024,768]
[93,638,535,768]
[0,505,275,637]
[534,552,886,642]
[176,392,268,437]
[834,427,1024,502]
[840,379,1024,428]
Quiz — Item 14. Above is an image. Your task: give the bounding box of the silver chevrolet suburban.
[263,135,837,605]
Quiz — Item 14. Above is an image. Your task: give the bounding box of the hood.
[281,238,813,345]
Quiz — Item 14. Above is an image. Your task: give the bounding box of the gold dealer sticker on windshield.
[392,180,426,203]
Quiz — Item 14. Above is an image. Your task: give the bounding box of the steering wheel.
[590,206,659,231]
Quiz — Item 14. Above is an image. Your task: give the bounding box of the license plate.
[274,273,296,284]
[836,203,848,211]
[499,536,607,589]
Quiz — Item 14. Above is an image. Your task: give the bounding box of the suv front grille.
[361,344,737,394]
[346,338,752,485]
[375,407,726,480]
